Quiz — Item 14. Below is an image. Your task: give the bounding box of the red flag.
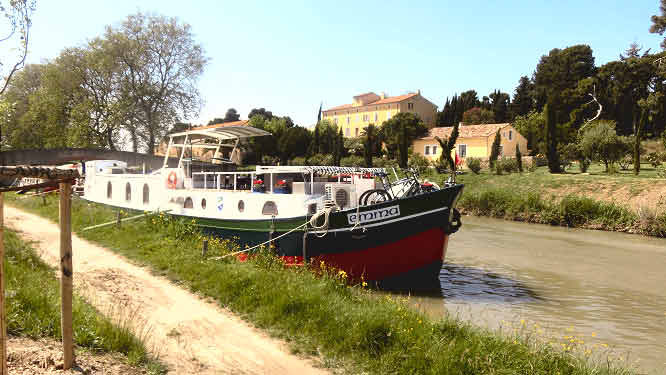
[455,150,462,166]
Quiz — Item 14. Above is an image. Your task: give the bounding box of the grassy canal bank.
[437,163,666,237]
[7,193,636,374]
[2,220,164,373]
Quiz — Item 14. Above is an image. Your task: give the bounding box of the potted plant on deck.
[252,179,265,193]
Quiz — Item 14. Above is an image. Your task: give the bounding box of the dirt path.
[5,206,328,375]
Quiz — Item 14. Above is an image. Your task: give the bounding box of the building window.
[355,128,359,137]
[458,144,467,158]
[408,102,414,110]
[509,130,512,140]
[363,114,369,122]
[386,111,391,120]
[262,201,278,216]
[143,184,149,204]
[425,145,430,155]
[432,145,438,155]
[125,183,131,202]
[184,197,194,209]
[347,117,350,124]
[374,113,378,122]
[334,118,338,125]
[107,182,112,199]
[345,128,350,136]
[356,115,360,122]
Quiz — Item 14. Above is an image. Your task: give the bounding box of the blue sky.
[22,1,666,127]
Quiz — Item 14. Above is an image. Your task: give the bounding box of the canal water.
[407,216,666,374]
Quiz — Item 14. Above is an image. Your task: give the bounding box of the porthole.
[143,184,149,204]
[238,200,245,212]
[262,201,278,216]
[125,183,132,202]
[184,197,193,209]
[201,198,207,209]
[107,181,112,199]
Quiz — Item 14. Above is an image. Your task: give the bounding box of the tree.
[381,112,428,168]
[105,12,208,154]
[1,0,36,95]
[512,110,545,154]
[544,100,562,172]
[489,89,510,123]
[515,144,523,172]
[462,107,494,124]
[511,76,534,119]
[361,124,379,167]
[222,108,240,123]
[650,0,666,49]
[579,120,629,172]
[434,121,460,172]
[207,117,225,125]
[489,130,501,168]
[277,126,311,164]
[248,107,273,120]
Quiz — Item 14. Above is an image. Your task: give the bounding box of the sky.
[16,0,666,128]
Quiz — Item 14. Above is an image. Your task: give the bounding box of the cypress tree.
[516,144,523,172]
[489,130,501,168]
[634,107,648,175]
[544,100,562,173]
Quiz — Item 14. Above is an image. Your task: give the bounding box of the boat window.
[308,203,317,215]
[184,197,193,209]
[238,200,245,212]
[143,184,149,204]
[107,181,112,199]
[262,201,278,216]
[125,183,131,202]
[201,198,207,209]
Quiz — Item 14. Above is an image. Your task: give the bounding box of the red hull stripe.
[283,227,448,281]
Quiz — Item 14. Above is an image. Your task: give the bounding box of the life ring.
[166,171,178,189]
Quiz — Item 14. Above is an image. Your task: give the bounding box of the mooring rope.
[213,221,309,259]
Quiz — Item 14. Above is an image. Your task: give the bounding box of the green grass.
[418,163,666,237]
[3,222,165,373]
[5,194,637,375]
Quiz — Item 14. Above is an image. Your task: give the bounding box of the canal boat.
[82,123,464,287]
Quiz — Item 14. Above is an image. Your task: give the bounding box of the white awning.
[169,125,271,141]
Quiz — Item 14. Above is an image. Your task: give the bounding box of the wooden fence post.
[59,183,74,369]
[0,193,7,375]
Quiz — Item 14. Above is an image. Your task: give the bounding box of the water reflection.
[396,216,666,374]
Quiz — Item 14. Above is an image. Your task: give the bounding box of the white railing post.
[234,174,237,191]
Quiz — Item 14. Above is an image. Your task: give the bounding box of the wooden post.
[201,238,208,258]
[116,210,121,227]
[0,193,7,375]
[59,183,74,369]
[302,230,309,265]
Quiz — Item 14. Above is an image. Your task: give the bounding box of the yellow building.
[322,90,438,138]
[413,123,528,163]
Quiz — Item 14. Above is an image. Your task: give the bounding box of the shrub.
[407,153,431,175]
[371,157,388,168]
[527,159,538,172]
[261,155,278,165]
[496,157,518,174]
[340,155,364,167]
[647,151,663,167]
[533,154,548,167]
[307,153,333,166]
[466,157,482,174]
[289,157,306,166]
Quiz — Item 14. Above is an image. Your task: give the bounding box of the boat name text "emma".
[348,205,400,225]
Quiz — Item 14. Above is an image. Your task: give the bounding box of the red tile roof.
[421,123,510,139]
[323,93,419,112]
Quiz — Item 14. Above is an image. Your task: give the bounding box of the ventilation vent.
[335,189,349,208]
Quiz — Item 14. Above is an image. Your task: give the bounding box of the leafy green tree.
[511,76,534,119]
[650,0,666,49]
[222,108,240,123]
[105,12,208,154]
[277,126,311,164]
[207,117,225,125]
[512,110,545,154]
[361,124,379,167]
[489,130,501,168]
[248,108,273,120]
[579,120,629,172]
[544,100,562,173]
[381,112,428,168]
[489,90,510,123]
[462,107,494,124]
[434,121,460,172]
